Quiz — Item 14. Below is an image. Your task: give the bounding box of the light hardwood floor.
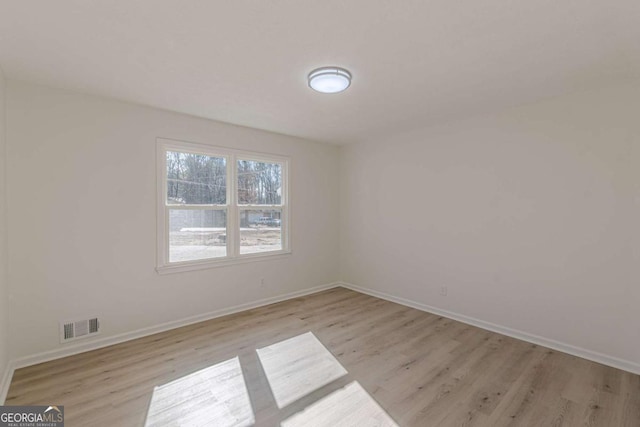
[6,288,640,426]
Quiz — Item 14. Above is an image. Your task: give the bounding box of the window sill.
[156,250,292,275]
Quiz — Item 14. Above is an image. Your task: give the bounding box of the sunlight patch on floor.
[256,331,348,409]
[145,356,254,427]
[281,381,398,427]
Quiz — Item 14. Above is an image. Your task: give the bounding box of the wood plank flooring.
[6,288,640,426]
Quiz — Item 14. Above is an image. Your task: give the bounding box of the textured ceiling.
[1,0,639,144]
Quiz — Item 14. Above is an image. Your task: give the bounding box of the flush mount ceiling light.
[308,67,352,93]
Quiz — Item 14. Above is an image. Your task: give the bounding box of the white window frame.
[156,138,290,274]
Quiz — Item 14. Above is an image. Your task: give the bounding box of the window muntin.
[158,139,289,272]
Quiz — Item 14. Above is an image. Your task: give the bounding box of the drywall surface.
[340,81,640,366]
[6,81,340,359]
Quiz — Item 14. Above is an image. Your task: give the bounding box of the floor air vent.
[60,317,100,343]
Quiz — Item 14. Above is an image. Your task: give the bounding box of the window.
[157,139,289,273]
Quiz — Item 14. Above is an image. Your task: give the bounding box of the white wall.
[5,77,640,373]
[0,69,9,390]
[340,80,640,368]
[6,81,340,360]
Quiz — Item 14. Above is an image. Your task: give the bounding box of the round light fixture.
[308,67,352,93]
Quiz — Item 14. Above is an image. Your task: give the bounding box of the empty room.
[0,1,639,426]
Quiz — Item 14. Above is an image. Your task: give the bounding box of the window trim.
[156,138,291,274]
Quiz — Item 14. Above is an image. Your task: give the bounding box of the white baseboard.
[0,360,15,405]
[1,281,341,401]
[339,282,640,376]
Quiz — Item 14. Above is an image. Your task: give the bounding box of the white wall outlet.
[439,286,448,296]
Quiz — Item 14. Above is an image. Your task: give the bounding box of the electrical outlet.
[439,286,448,296]
[260,278,265,286]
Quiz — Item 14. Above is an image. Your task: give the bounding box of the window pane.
[167,151,226,205]
[169,209,227,262]
[237,160,282,205]
[240,210,282,254]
